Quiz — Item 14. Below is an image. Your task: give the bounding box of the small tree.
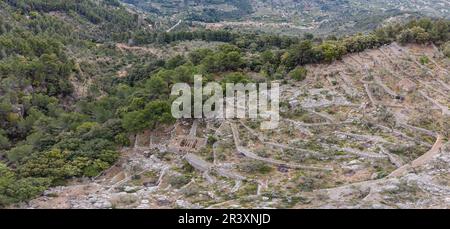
[443,42,450,58]
[419,56,429,65]
[397,26,431,44]
[288,67,308,81]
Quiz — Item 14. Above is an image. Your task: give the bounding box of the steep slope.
[0,0,153,206]
[0,1,449,208]
[22,43,450,209]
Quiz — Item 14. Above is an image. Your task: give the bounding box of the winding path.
[230,122,332,171]
[388,135,444,177]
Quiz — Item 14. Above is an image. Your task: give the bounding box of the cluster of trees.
[134,18,449,78]
[0,92,125,205]
[27,13,74,37]
[123,44,246,85]
[256,18,449,77]
[132,30,236,45]
[397,19,449,45]
[132,29,300,51]
[0,30,74,96]
[6,0,137,27]
[0,163,51,205]
[108,44,259,135]
[234,33,300,51]
[0,2,136,206]
[195,45,244,73]
[122,100,173,133]
[4,0,140,42]
[115,44,253,133]
[124,19,449,90]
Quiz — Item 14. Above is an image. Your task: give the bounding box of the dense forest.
[0,0,449,206]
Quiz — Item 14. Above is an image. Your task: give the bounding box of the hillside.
[22,42,450,209]
[0,0,449,209]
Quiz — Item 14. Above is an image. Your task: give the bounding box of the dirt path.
[229,122,332,171]
[166,20,182,32]
[315,136,445,205]
[388,135,444,177]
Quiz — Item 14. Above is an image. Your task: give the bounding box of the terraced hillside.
[1,0,448,209]
[22,43,450,209]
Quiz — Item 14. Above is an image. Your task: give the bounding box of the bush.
[0,163,15,195]
[288,67,308,81]
[239,161,273,174]
[443,42,450,58]
[397,26,431,44]
[7,145,33,162]
[98,150,120,164]
[122,100,174,132]
[18,149,79,180]
[167,174,190,189]
[114,133,130,146]
[1,162,52,205]
[419,56,429,65]
[4,177,51,203]
[318,41,346,62]
[207,135,217,145]
[82,160,109,177]
[0,131,10,150]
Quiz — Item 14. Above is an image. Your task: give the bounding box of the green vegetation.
[122,100,173,132]
[167,174,191,189]
[133,30,236,45]
[0,0,448,207]
[0,0,159,206]
[239,161,273,174]
[5,0,139,41]
[288,67,308,81]
[444,42,450,58]
[419,56,430,65]
[0,162,51,205]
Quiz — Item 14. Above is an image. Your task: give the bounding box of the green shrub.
[239,161,273,174]
[443,42,450,58]
[168,174,191,189]
[288,67,308,81]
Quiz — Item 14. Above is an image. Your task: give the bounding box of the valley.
[0,0,449,210]
[124,0,450,35]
